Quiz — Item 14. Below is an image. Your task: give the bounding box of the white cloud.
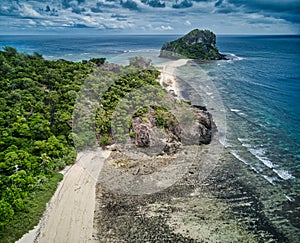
[160,25,173,30]
[0,0,298,34]
[20,4,41,18]
[28,19,36,25]
[41,20,55,26]
[184,20,191,26]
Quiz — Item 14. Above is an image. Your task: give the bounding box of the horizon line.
[1,32,300,37]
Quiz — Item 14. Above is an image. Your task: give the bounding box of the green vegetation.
[0,47,94,241]
[160,29,224,60]
[0,50,166,241]
[0,173,62,243]
[96,68,160,139]
[152,106,178,130]
[71,57,162,148]
[132,105,178,130]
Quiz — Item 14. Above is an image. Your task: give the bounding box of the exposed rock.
[194,108,213,144]
[192,104,207,111]
[163,140,182,154]
[106,144,120,151]
[159,29,226,60]
[93,144,288,243]
[132,119,151,147]
[198,123,212,145]
[131,104,213,154]
[194,108,212,130]
[131,108,179,154]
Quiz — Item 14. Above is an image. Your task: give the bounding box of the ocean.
[1,34,299,240]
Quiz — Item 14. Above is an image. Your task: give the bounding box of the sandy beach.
[17,149,110,243]
[156,58,189,97]
[17,59,186,243]
[15,58,283,242]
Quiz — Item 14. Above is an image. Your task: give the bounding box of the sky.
[0,0,299,35]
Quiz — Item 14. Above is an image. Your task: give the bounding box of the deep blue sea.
[0,34,299,238]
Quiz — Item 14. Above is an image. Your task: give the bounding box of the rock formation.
[160,29,226,60]
[130,104,213,155]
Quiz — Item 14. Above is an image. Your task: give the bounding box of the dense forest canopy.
[0,47,98,241]
[0,48,164,242]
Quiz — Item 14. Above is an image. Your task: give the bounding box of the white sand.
[17,58,188,243]
[156,58,189,98]
[17,149,110,243]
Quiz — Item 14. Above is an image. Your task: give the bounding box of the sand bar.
[156,58,189,97]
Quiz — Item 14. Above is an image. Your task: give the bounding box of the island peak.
[160,29,226,60]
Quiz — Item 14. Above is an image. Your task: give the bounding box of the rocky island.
[160,29,226,60]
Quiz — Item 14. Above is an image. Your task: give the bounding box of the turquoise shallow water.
[205,36,300,187]
[1,34,299,238]
[176,36,300,238]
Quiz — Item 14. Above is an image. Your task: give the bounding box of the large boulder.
[180,106,213,145]
[131,104,214,154]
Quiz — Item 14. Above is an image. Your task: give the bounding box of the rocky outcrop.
[131,107,181,154]
[160,29,226,60]
[132,119,151,147]
[130,104,213,155]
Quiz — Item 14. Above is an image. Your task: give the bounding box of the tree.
[0,200,14,228]
[3,47,17,57]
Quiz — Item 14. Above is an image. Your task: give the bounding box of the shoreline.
[156,58,189,98]
[16,58,188,243]
[91,57,297,241]
[17,149,111,243]
[92,58,229,241]
[15,57,296,242]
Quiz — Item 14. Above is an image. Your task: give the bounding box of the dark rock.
[180,107,213,145]
[132,117,151,147]
[192,104,207,111]
[198,123,212,144]
[163,140,181,154]
[197,110,212,129]
[131,103,213,151]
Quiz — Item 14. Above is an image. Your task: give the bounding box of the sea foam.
[237,137,249,142]
[262,175,278,185]
[239,141,276,169]
[273,169,295,180]
[230,150,248,165]
[226,53,245,61]
[248,148,276,168]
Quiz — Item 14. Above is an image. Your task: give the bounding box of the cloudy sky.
[0,0,299,34]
